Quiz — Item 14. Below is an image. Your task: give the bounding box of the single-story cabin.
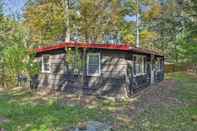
[32,42,164,97]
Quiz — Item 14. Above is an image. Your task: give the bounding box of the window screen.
[42,55,50,73]
[87,53,100,76]
[134,55,146,76]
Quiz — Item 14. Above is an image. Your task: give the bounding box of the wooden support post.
[150,55,155,84]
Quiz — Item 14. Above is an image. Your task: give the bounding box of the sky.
[3,0,25,16]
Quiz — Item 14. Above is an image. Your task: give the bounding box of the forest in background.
[0,0,197,86]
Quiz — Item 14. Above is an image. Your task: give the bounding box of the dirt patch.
[57,80,183,123]
[134,80,180,106]
[57,80,182,112]
[0,87,4,92]
[94,80,185,129]
[114,80,184,119]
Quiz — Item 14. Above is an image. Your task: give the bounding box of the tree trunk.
[174,42,177,63]
[64,0,70,42]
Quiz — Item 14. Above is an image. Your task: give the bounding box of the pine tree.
[0,0,3,17]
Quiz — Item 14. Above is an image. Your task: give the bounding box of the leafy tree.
[123,33,135,45]
[140,30,158,49]
[0,13,39,87]
[18,0,197,73]
[24,0,67,45]
[123,0,162,48]
[178,0,197,72]
[3,45,27,84]
[184,0,197,44]
[2,45,39,86]
[24,0,131,44]
[0,0,3,17]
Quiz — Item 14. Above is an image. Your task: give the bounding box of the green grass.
[0,89,111,130]
[0,72,197,131]
[173,73,197,103]
[132,72,197,131]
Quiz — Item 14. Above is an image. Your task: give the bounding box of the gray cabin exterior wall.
[131,54,164,92]
[33,48,164,97]
[126,53,151,93]
[34,49,129,97]
[34,50,66,89]
[85,50,128,97]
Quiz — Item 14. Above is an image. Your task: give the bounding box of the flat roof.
[34,41,163,56]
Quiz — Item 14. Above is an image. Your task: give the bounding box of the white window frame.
[133,55,147,77]
[42,55,51,73]
[87,53,101,76]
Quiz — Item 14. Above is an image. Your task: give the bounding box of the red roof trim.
[35,42,130,53]
[34,41,163,56]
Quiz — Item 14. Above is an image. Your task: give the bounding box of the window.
[42,55,51,73]
[156,57,162,71]
[87,53,101,76]
[133,55,146,76]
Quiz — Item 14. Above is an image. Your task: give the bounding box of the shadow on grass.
[0,88,112,131]
[0,72,197,130]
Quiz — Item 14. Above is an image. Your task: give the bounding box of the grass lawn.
[132,72,197,131]
[0,89,112,130]
[0,72,197,131]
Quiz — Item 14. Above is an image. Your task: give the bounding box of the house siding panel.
[85,50,128,97]
[33,48,164,97]
[127,54,151,91]
[34,49,128,97]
